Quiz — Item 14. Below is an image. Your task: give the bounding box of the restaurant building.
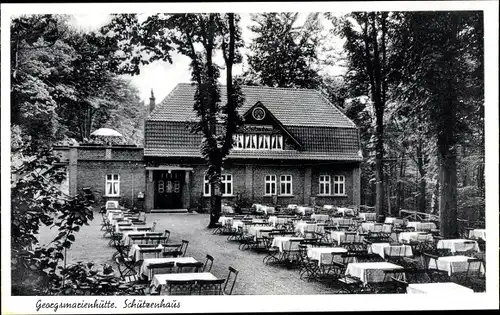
[143,83,363,212]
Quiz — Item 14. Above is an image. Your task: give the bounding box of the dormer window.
[233,133,283,150]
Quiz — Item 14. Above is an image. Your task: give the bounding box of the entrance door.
[154,171,184,209]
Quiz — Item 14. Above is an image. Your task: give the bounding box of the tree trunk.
[439,153,458,237]
[416,137,427,213]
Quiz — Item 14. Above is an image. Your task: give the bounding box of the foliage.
[245,13,323,88]
[11,14,145,149]
[11,146,143,295]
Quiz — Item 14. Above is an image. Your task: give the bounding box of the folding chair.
[162,243,183,257]
[148,261,175,279]
[422,252,451,282]
[195,279,225,295]
[163,230,171,243]
[177,262,204,273]
[298,244,319,282]
[223,266,239,295]
[180,240,189,257]
[203,254,214,272]
[166,280,195,295]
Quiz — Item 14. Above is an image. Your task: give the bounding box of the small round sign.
[252,107,266,120]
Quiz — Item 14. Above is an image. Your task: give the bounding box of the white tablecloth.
[271,236,304,252]
[398,232,433,243]
[406,221,437,231]
[428,255,485,276]
[384,217,404,226]
[331,218,355,227]
[345,262,404,285]
[140,257,199,278]
[247,226,274,240]
[222,205,234,214]
[287,204,298,210]
[268,216,288,226]
[337,207,355,216]
[307,247,347,266]
[129,244,164,261]
[407,282,474,294]
[218,216,233,226]
[330,231,364,244]
[468,229,486,241]
[311,214,329,222]
[152,272,217,287]
[360,222,391,233]
[294,222,324,235]
[232,220,244,230]
[359,212,376,221]
[437,239,480,253]
[296,206,314,216]
[253,204,275,214]
[369,243,413,259]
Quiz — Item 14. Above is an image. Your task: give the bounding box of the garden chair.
[223,266,239,295]
[165,280,195,295]
[162,243,183,257]
[117,273,146,295]
[422,252,451,282]
[195,279,225,295]
[282,239,302,269]
[203,254,214,272]
[163,230,171,243]
[176,262,204,273]
[148,236,169,245]
[148,261,175,279]
[180,240,189,256]
[297,244,319,282]
[115,256,140,277]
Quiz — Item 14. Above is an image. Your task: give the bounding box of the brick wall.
[77,161,145,208]
[185,161,358,211]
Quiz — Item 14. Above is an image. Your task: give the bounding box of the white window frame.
[319,175,331,196]
[333,175,346,196]
[236,134,244,149]
[204,174,233,197]
[221,174,233,196]
[264,175,277,196]
[105,174,120,196]
[279,175,293,196]
[245,134,251,149]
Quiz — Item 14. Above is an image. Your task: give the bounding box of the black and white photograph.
[1,1,498,313]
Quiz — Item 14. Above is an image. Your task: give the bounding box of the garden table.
[323,205,335,210]
[140,257,199,278]
[295,206,314,216]
[253,204,275,215]
[287,204,298,210]
[311,214,329,222]
[345,262,404,285]
[407,282,474,294]
[331,218,355,227]
[406,221,437,232]
[218,216,233,226]
[152,272,218,287]
[222,205,234,214]
[384,217,404,226]
[268,216,288,227]
[122,231,158,244]
[294,222,324,235]
[307,247,347,266]
[337,207,355,216]
[330,231,364,245]
[369,243,413,259]
[437,239,480,254]
[271,236,304,252]
[468,229,486,241]
[128,244,164,261]
[428,255,485,276]
[358,212,376,222]
[360,222,384,233]
[398,232,433,244]
[232,220,244,230]
[247,226,274,241]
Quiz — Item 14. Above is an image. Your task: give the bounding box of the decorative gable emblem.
[252,107,266,120]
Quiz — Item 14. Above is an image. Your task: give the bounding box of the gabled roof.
[242,101,303,150]
[149,83,357,128]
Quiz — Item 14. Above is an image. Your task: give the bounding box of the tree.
[394,11,484,237]
[333,12,395,221]
[103,13,245,227]
[245,13,323,88]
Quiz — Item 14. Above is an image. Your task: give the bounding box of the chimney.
[149,89,156,114]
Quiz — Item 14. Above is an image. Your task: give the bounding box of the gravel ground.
[38,210,335,295]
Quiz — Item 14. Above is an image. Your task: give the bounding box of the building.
[143,83,363,212]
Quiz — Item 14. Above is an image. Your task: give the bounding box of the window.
[319,175,331,195]
[271,135,283,150]
[204,174,233,196]
[280,175,293,195]
[221,174,233,196]
[106,174,120,196]
[251,134,258,149]
[265,175,277,196]
[333,175,345,195]
[264,135,270,149]
[236,134,244,149]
